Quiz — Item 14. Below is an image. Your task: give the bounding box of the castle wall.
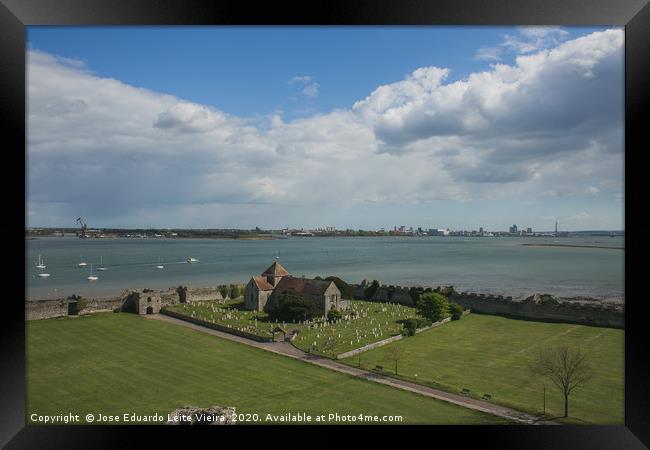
[347,282,624,328]
[184,287,224,302]
[26,287,183,320]
[448,292,624,328]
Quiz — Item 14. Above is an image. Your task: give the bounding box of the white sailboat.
[78,256,88,267]
[37,259,50,277]
[87,264,98,281]
[187,257,199,263]
[97,256,108,271]
[156,257,164,270]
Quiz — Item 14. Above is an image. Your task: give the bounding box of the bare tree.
[386,345,407,376]
[529,345,593,417]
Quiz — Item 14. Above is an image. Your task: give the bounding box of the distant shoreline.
[522,243,624,250]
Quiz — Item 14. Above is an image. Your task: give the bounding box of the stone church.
[244,259,349,315]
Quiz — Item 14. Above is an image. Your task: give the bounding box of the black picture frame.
[2,0,647,447]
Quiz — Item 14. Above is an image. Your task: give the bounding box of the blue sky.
[26,26,624,230]
[28,26,606,120]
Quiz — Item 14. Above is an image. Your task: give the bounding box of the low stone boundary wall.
[160,309,274,343]
[335,315,459,359]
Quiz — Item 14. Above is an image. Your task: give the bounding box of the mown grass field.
[26,313,506,425]
[342,314,624,424]
[164,299,420,357]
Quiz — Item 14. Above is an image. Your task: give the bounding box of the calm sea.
[25,236,624,301]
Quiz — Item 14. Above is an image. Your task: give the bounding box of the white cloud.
[26,29,624,228]
[475,46,502,61]
[288,75,320,99]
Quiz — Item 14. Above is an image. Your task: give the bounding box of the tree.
[529,345,593,417]
[218,285,229,299]
[229,285,241,299]
[449,302,464,320]
[386,345,407,375]
[416,292,450,322]
[270,289,318,322]
[364,280,380,300]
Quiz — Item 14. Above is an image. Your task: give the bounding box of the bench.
[461,388,470,396]
[374,365,384,372]
[481,393,492,401]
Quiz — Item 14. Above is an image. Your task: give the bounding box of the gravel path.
[147,313,557,425]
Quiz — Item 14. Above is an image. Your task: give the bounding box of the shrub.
[402,318,418,336]
[416,318,432,328]
[327,308,342,322]
[218,285,229,299]
[538,294,560,305]
[449,302,464,320]
[416,292,450,322]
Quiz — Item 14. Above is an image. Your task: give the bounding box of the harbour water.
[26,236,624,301]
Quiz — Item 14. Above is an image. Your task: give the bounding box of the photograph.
[22,24,626,428]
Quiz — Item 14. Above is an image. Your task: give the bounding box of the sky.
[26,26,624,231]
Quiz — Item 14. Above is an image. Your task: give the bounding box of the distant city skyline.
[26,27,624,231]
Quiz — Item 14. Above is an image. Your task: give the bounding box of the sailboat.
[87,264,98,281]
[186,257,199,263]
[78,256,88,267]
[97,256,108,271]
[37,256,50,277]
[156,257,164,270]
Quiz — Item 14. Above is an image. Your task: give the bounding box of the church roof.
[251,276,274,291]
[274,277,338,296]
[261,260,291,277]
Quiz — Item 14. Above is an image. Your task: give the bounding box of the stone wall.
[349,281,623,328]
[183,287,224,303]
[25,298,68,320]
[448,292,624,328]
[26,286,183,320]
[335,315,456,359]
[350,283,415,306]
[161,309,274,342]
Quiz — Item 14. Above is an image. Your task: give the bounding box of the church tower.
[261,257,291,287]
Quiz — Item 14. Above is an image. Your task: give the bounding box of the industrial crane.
[76,217,88,238]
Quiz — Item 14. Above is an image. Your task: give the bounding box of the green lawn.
[26,312,506,425]
[341,314,624,424]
